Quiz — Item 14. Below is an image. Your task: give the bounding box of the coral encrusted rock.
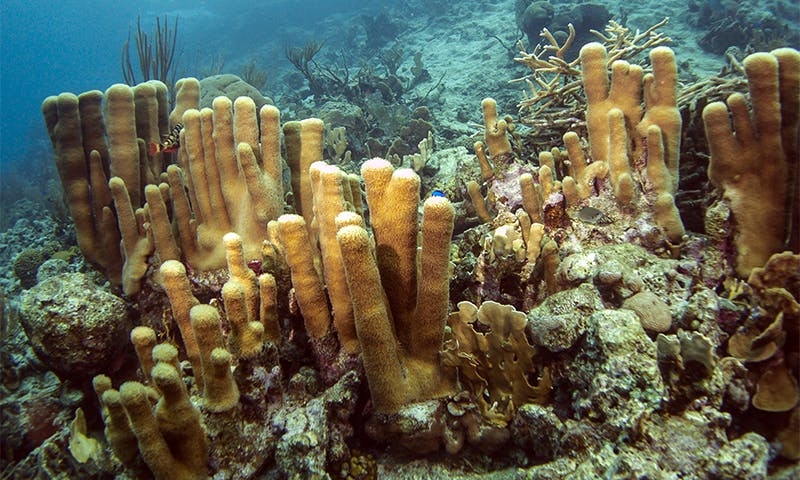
[565,309,664,438]
[19,273,131,379]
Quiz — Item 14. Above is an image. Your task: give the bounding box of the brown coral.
[442,301,551,425]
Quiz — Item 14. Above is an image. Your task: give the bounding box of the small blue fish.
[431,190,446,198]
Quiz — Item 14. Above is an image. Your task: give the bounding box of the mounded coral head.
[13,248,46,289]
[622,291,672,333]
[19,273,132,379]
[516,1,555,43]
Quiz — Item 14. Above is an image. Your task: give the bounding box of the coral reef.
[12,248,46,290]
[2,27,799,480]
[687,0,800,54]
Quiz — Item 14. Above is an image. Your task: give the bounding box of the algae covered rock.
[35,258,70,283]
[19,273,131,379]
[565,309,664,436]
[511,403,564,460]
[527,283,603,352]
[272,370,361,477]
[1,370,73,465]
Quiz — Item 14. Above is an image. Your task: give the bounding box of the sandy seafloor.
[272,0,728,130]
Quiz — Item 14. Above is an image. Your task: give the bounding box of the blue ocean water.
[0,0,370,173]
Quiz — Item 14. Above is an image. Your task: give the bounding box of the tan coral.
[467,180,493,223]
[703,49,800,278]
[222,232,265,359]
[561,131,608,202]
[277,159,364,361]
[159,260,202,387]
[130,326,158,382]
[277,214,333,342]
[442,301,550,425]
[335,165,457,413]
[95,346,209,480]
[190,305,240,412]
[479,98,513,160]
[108,176,153,295]
[118,363,209,480]
[747,251,800,319]
[752,362,800,412]
[284,118,325,226]
[309,161,359,353]
[158,96,285,272]
[637,47,682,194]
[42,92,122,288]
[508,44,684,253]
[777,408,800,460]
[581,42,644,168]
[42,79,185,295]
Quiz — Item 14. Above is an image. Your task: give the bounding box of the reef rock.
[564,309,664,438]
[19,273,131,380]
[527,283,604,352]
[272,370,361,478]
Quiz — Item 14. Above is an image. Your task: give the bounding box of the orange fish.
[148,123,183,155]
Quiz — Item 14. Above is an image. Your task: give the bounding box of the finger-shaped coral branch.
[159,260,201,386]
[480,98,513,158]
[412,196,455,365]
[581,43,643,166]
[638,47,681,193]
[108,177,152,294]
[607,108,635,204]
[285,118,325,226]
[362,159,420,339]
[277,214,332,341]
[703,49,799,277]
[336,223,405,412]
[105,84,143,207]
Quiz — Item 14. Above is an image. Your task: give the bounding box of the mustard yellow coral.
[703,48,800,277]
[443,301,550,425]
